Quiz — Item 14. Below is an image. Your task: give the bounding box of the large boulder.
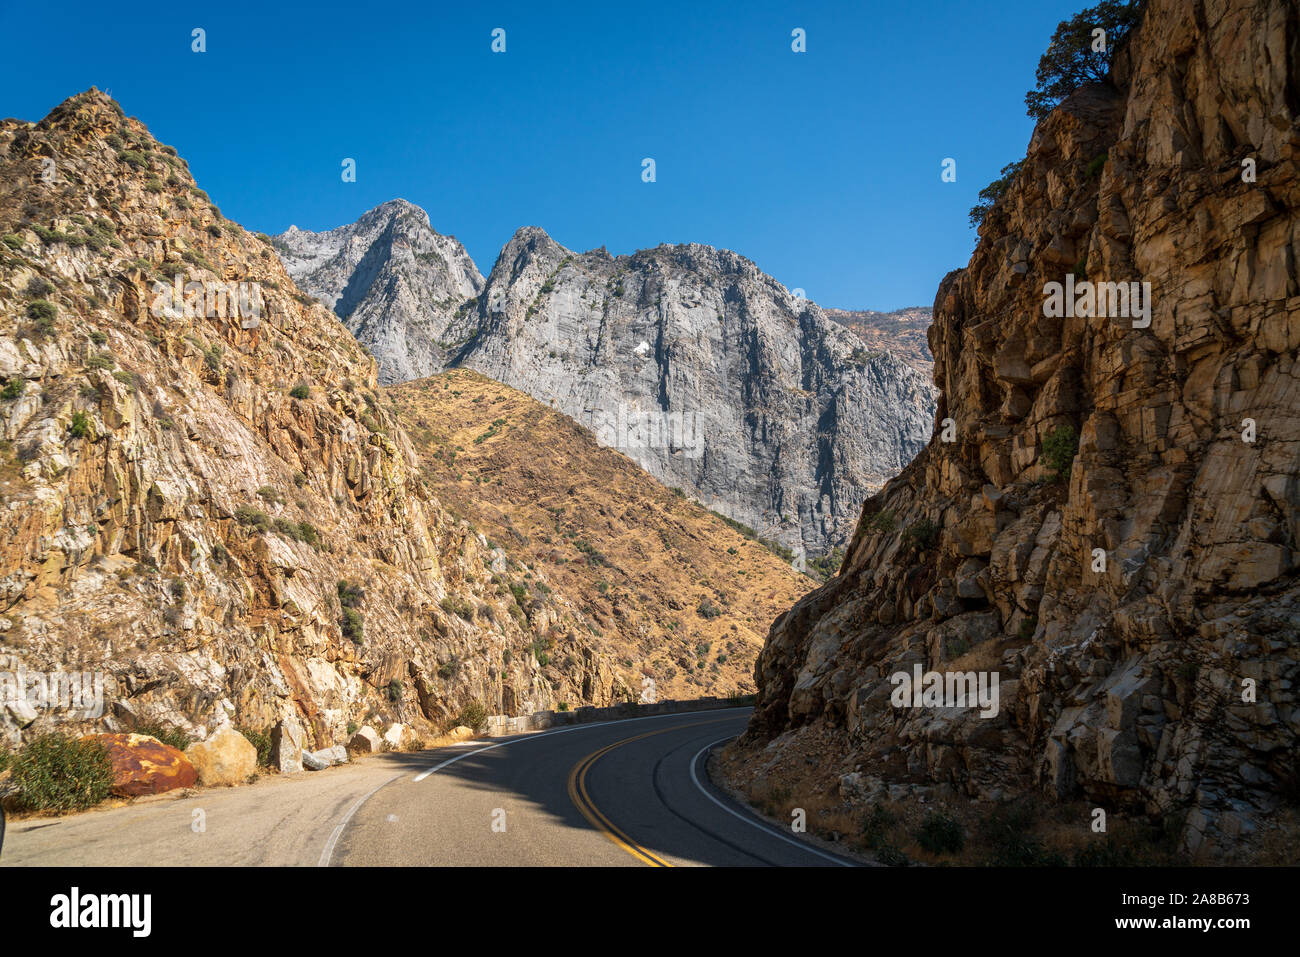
[270,715,305,774]
[301,750,329,771]
[184,727,257,787]
[347,726,382,754]
[303,745,349,770]
[382,723,407,750]
[84,733,198,797]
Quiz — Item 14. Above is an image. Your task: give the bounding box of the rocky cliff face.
[450,231,937,557]
[734,0,1300,858]
[274,200,483,385]
[0,91,630,749]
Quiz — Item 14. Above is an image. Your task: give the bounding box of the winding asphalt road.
[331,707,852,867]
[1,708,853,867]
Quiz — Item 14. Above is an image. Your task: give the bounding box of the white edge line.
[689,735,855,867]
[318,772,405,867]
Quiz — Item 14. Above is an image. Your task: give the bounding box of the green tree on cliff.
[968,160,1024,229]
[1025,0,1144,121]
[973,1,1143,230]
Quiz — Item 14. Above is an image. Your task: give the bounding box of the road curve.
[0,708,853,867]
[331,708,853,866]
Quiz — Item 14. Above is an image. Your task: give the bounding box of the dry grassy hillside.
[388,370,816,701]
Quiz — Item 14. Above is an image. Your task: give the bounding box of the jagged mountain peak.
[353,197,429,230]
[489,225,571,283]
[274,197,483,384]
[503,224,558,245]
[493,232,770,289]
[29,87,117,128]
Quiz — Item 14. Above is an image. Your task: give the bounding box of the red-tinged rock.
[83,733,198,797]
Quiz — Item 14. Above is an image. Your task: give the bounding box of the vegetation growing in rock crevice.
[439,594,474,621]
[864,508,897,533]
[341,607,364,643]
[338,579,365,643]
[68,410,92,439]
[902,517,940,553]
[1041,423,1079,480]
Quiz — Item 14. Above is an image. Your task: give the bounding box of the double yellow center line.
[566,718,732,867]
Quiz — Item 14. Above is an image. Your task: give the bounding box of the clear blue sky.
[1,0,1085,310]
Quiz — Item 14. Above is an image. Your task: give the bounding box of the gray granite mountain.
[273,199,484,384]
[465,228,938,557]
[279,213,938,556]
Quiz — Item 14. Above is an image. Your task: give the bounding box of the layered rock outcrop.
[737,0,1300,858]
[0,91,628,753]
